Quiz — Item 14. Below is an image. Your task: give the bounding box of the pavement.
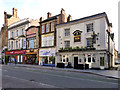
[3,63,120,79]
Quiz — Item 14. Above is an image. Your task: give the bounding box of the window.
[16,41,18,49]
[86,23,93,32]
[63,59,65,62]
[87,38,93,47]
[12,32,14,38]
[41,33,54,47]
[66,58,69,62]
[16,30,18,36]
[29,39,34,49]
[46,24,49,32]
[11,41,13,49]
[42,25,44,33]
[92,57,95,62]
[88,58,91,62]
[22,39,24,48]
[84,57,86,62]
[51,22,54,31]
[19,39,21,48]
[88,55,91,62]
[100,57,104,66]
[64,41,70,48]
[79,59,81,62]
[22,29,24,35]
[65,29,70,36]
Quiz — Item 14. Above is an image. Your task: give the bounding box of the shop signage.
[39,49,56,57]
[5,50,25,55]
[73,30,82,42]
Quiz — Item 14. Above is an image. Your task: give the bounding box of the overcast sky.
[0,0,119,50]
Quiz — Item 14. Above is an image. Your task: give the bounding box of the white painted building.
[56,12,114,69]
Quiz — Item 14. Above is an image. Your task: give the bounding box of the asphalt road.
[1,65,119,89]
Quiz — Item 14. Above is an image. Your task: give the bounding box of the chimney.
[67,14,72,22]
[47,12,51,18]
[40,17,44,22]
[13,8,17,18]
[4,11,7,26]
[61,8,65,14]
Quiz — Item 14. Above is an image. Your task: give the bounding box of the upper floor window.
[64,41,70,48]
[22,29,24,35]
[64,28,70,36]
[11,41,13,49]
[46,24,49,32]
[51,22,54,31]
[19,39,21,48]
[16,41,18,49]
[16,30,18,36]
[87,38,93,47]
[42,25,44,33]
[12,32,14,38]
[86,23,93,32]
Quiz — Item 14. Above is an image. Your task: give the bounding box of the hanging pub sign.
[73,30,82,42]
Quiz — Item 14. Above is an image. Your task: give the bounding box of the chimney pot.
[47,12,51,18]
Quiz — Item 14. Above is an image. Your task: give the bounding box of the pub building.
[39,8,69,66]
[56,12,114,69]
[25,26,39,65]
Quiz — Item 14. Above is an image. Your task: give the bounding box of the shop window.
[86,23,93,32]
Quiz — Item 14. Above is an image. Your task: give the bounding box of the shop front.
[39,48,56,67]
[5,50,25,64]
[56,50,108,69]
[25,49,39,65]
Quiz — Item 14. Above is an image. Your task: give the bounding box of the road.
[1,65,119,89]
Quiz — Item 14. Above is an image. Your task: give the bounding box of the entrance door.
[74,57,78,69]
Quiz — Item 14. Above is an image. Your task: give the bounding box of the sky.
[0,0,119,50]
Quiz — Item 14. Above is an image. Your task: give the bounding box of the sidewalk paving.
[6,64,119,79]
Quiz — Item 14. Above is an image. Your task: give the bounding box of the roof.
[39,14,60,24]
[56,12,110,27]
[25,26,40,31]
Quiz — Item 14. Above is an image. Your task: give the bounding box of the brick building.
[38,8,69,66]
